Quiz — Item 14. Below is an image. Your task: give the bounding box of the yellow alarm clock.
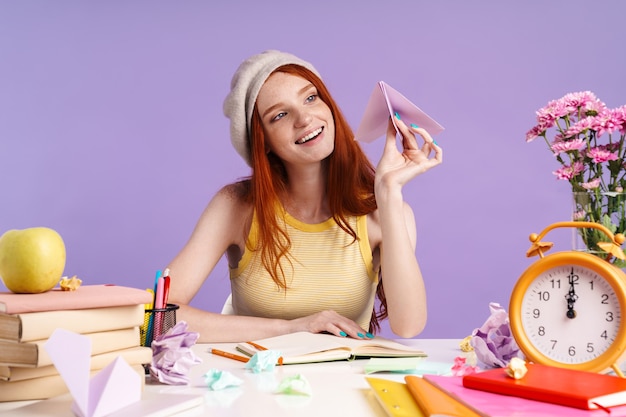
[509,221,626,376]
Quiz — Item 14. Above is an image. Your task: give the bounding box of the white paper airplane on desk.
[354,81,445,143]
[30,328,204,417]
[45,328,141,417]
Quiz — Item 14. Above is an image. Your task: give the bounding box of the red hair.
[239,64,387,333]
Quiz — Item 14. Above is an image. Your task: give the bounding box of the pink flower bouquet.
[526,92,626,263]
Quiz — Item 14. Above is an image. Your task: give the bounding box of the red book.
[0,285,152,314]
[462,363,626,410]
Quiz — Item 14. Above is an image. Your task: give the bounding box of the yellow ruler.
[366,377,425,417]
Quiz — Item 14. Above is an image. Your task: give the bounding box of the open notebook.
[234,331,426,365]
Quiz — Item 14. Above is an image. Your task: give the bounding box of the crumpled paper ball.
[59,275,82,291]
[149,321,202,385]
[450,356,480,376]
[203,369,244,390]
[470,302,523,368]
[275,374,312,396]
[459,335,474,352]
[245,350,282,374]
[506,357,528,379]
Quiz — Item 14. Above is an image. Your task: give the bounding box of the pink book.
[0,285,153,314]
[425,374,626,417]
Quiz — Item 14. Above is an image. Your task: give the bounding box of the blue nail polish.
[394,112,401,120]
[411,123,420,129]
[433,140,439,147]
[366,332,374,339]
[339,331,347,337]
[357,332,365,338]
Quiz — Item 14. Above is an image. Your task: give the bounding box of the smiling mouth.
[296,127,323,144]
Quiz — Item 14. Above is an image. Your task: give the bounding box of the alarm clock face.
[519,263,622,365]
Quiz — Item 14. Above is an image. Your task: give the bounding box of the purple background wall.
[1,1,625,339]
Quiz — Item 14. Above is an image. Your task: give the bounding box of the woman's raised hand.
[375,116,443,191]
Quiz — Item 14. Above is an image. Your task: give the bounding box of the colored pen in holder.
[141,303,179,347]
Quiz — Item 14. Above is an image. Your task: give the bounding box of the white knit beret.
[223,50,321,166]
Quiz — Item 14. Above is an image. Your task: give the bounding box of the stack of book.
[0,284,154,402]
[368,363,626,416]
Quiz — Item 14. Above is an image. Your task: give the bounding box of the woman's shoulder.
[219,180,250,200]
[209,181,253,214]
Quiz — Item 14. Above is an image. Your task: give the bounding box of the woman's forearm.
[376,187,427,337]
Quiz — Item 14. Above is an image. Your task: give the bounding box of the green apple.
[0,227,66,293]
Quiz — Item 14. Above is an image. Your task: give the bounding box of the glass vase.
[572,191,626,258]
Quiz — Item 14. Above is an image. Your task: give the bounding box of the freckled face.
[255,72,335,166]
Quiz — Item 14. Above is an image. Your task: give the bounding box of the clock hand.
[566,288,578,318]
[565,269,579,319]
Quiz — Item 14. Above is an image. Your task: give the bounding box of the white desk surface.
[1,338,464,417]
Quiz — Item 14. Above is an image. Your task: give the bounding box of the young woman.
[167,50,442,342]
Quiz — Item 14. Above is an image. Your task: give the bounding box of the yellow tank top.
[230,211,379,330]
